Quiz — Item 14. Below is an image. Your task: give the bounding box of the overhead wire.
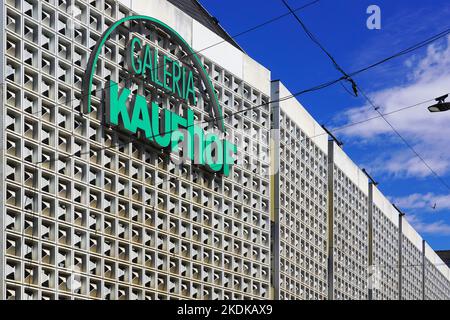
[359,88,450,192]
[280,0,450,192]
[299,96,442,142]
[22,0,322,118]
[29,76,448,166]
[281,0,358,97]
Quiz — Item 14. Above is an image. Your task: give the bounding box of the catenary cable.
[24,22,450,165]
[21,0,321,118]
[20,2,449,122]
[281,0,358,97]
[280,0,450,192]
[301,96,442,142]
[19,22,450,155]
[29,87,448,166]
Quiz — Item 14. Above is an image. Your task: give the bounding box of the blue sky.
[199,0,450,249]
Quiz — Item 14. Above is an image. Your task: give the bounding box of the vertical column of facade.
[328,141,369,300]
[4,0,47,299]
[272,81,328,300]
[370,184,399,300]
[270,81,281,300]
[200,60,272,300]
[0,0,5,301]
[400,218,424,300]
[327,141,334,299]
[422,240,426,300]
[367,182,373,300]
[398,212,403,300]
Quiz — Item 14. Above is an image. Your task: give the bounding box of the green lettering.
[182,67,186,100]
[204,133,223,172]
[129,37,143,75]
[151,103,172,148]
[185,70,197,105]
[223,140,237,177]
[187,109,204,165]
[172,61,182,98]
[163,55,173,92]
[107,80,132,130]
[142,44,155,82]
[129,94,153,140]
[154,48,164,87]
[171,112,188,153]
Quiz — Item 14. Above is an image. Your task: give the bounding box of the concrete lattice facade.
[270,81,450,301]
[424,243,450,300]
[370,184,399,300]
[1,0,450,301]
[272,81,328,300]
[327,142,368,300]
[1,0,271,300]
[271,82,375,301]
[400,219,424,300]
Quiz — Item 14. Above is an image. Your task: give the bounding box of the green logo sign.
[82,16,237,176]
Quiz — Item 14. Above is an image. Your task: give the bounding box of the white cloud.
[406,214,450,236]
[391,193,450,211]
[336,36,450,178]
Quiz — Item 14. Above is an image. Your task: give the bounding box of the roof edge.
[167,0,245,53]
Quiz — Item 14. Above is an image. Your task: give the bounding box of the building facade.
[271,81,328,300]
[424,243,450,300]
[327,141,369,300]
[1,0,450,300]
[369,183,399,300]
[2,0,272,300]
[399,217,424,300]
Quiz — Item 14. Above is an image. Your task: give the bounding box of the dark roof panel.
[166,0,243,52]
[436,250,450,267]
